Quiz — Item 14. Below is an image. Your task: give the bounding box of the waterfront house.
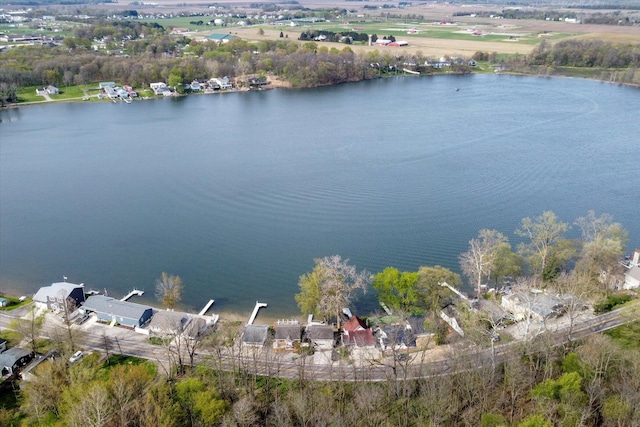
[623,250,640,290]
[241,325,269,347]
[501,290,567,322]
[0,347,35,376]
[81,295,153,328]
[305,324,335,350]
[342,316,376,348]
[378,323,416,351]
[33,282,85,312]
[273,320,301,349]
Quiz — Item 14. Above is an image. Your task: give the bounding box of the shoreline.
[3,70,639,111]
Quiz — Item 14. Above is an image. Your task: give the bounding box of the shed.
[82,295,153,328]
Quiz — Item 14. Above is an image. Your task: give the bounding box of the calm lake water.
[1,74,639,317]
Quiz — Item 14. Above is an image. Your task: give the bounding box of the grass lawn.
[0,294,32,311]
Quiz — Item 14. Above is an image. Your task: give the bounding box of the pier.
[120,288,144,301]
[247,301,267,325]
[199,299,215,316]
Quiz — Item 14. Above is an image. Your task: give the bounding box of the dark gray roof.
[306,324,334,340]
[242,325,269,345]
[0,347,34,368]
[82,295,152,320]
[275,323,301,341]
[406,317,426,335]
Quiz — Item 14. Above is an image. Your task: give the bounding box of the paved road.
[1,305,637,381]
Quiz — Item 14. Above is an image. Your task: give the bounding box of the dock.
[247,301,267,325]
[199,299,215,316]
[120,288,144,301]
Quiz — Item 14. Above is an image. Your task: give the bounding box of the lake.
[1,74,638,318]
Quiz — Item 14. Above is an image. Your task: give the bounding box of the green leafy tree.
[416,265,462,319]
[372,267,419,314]
[517,414,554,427]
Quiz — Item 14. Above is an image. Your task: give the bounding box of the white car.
[69,351,84,363]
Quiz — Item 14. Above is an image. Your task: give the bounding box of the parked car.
[69,351,83,363]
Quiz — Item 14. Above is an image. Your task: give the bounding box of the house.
[623,250,640,290]
[342,315,376,348]
[148,310,193,336]
[624,266,640,290]
[20,350,59,382]
[189,81,201,91]
[209,77,232,89]
[46,85,59,95]
[305,324,335,350]
[273,320,301,349]
[0,347,35,376]
[501,290,567,322]
[406,316,435,348]
[241,325,269,347]
[378,324,416,351]
[81,295,153,328]
[148,310,211,338]
[33,282,85,312]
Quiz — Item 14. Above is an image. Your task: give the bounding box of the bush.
[594,294,632,313]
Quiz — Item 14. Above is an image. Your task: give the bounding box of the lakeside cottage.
[33,282,85,313]
[81,295,153,328]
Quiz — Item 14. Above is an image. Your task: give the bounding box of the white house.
[623,251,640,289]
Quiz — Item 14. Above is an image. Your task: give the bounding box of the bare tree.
[516,210,569,279]
[10,304,45,353]
[296,255,370,327]
[155,272,183,310]
[459,229,508,298]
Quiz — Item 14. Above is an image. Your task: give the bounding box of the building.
[0,338,6,353]
[305,324,335,350]
[501,290,567,322]
[273,320,301,349]
[342,316,376,348]
[623,250,640,290]
[206,33,236,44]
[33,282,85,312]
[0,347,35,376]
[81,295,153,328]
[241,325,269,347]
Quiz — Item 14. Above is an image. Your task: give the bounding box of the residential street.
[2,304,637,382]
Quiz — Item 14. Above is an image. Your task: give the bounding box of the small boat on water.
[123,97,132,104]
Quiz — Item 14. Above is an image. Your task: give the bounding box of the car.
[69,351,84,363]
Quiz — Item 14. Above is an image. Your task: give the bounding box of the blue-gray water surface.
[1,74,639,317]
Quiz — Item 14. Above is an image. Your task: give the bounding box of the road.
[1,305,637,381]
